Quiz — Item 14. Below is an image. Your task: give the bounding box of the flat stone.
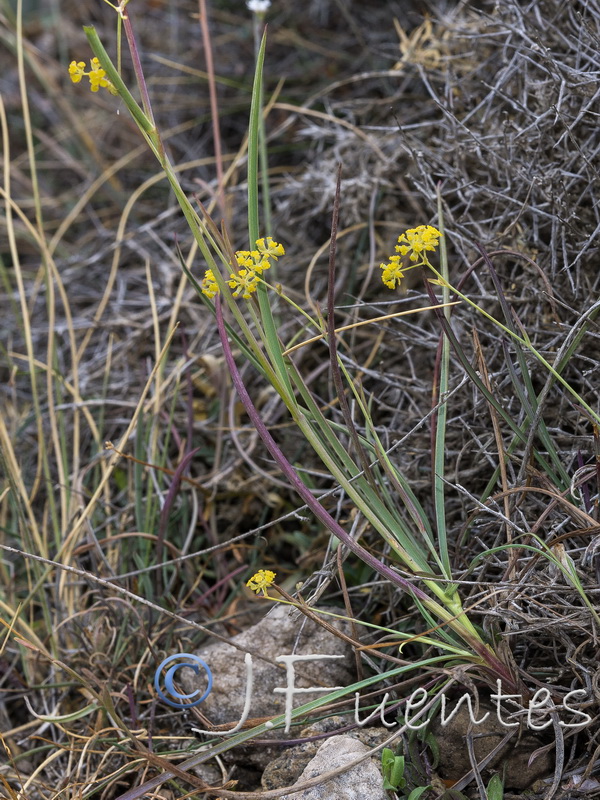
[278,735,388,800]
[261,716,389,790]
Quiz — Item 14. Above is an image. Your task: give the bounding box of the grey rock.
[278,735,388,800]
[262,716,391,790]
[180,604,355,768]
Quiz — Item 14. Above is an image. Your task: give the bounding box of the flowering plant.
[63,10,600,798]
[69,8,516,687]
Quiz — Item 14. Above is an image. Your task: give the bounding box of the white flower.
[247,0,271,13]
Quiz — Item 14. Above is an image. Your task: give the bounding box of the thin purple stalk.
[326,165,376,487]
[214,296,430,604]
[156,447,202,590]
[193,563,248,609]
[576,451,592,513]
[126,683,138,729]
[181,328,195,456]
[120,6,164,158]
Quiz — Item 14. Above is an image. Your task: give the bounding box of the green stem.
[428,266,600,426]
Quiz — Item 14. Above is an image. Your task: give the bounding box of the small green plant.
[380,746,435,800]
[58,12,529,789]
[486,774,504,800]
[381,747,407,792]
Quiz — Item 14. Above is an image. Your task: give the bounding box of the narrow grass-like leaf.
[426,262,600,427]
[246,30,294,400]
[476,243,570,489]
[326,166,377,488]
[425,282,568,481]
[432,194,452,580]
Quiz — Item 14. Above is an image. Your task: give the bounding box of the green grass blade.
[432,194,452,579]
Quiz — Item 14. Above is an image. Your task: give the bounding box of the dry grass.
[1,0,599,797]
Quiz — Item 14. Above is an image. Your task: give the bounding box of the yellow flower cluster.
[246,569,276,596]
[380,225,440,289]
[201,237,285,300]
[380,256,405,291]
[68,58,117,95]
